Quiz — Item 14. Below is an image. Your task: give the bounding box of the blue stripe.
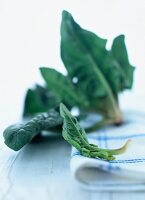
[89,133,145,141]
[72,153,145,163]
[104,133,108,148]
[97,134,102,148]
[86,182,145,187]
[110,158,145,163]
[103,130,113,171]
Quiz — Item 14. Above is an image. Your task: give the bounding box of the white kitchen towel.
[70,111,145,191]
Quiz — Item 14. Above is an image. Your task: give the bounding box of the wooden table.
[1,136,145,200]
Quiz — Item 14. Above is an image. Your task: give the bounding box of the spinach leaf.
[3,109,62,151]
[40,67,89,108]
[60,103,130,161]
[60,10,134,123]
[23,84,60,117]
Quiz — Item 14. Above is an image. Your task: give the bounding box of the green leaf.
[40,67,89,108]
[61,11,107,100]
[60,103,88,150]
[111,35,135,89]
[23,84,60,117]
[60,103,130,160]
[3,109,62,151]
[61,10,135,123]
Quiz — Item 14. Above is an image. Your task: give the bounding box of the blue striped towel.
[70,111,145,191]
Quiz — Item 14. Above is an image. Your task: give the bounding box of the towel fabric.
[71,111,145,191]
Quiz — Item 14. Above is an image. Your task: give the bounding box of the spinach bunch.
[24,10,134,129]
[3,10,134,155]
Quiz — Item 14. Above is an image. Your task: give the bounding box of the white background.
[0,0,145,135]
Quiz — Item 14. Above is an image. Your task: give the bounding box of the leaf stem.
[88,56,123,123]
[106,139,131,155]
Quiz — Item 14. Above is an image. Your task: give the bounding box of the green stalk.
[88,56,123,124]
[106,139,131,155]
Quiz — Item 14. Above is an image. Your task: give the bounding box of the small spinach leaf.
[60,103,130,161]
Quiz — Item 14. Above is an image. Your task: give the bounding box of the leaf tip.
[59,102,67,116]
[62,10,71,19]
[39,66,47,74]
